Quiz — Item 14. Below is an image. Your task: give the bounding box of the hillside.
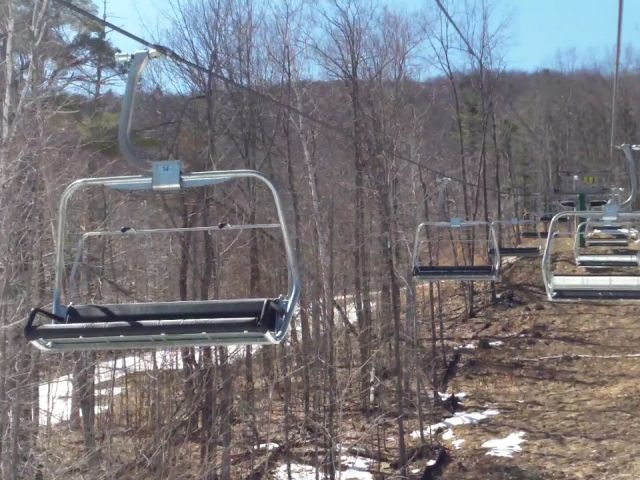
[3,1,640,479]
[437,258,640,479]
[28,252,640,480]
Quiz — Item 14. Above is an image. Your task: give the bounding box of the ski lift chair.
[490,218,541,258]
[583,217,634,247]
[518,208,546,239]
[559,199,577,209]
[412,218,501,281]
[25,50,300,352]
[25,170,300,352]
[574,220,639,268]
[542,208,640,301]
[521,211,568,239]
[589,199,609,208]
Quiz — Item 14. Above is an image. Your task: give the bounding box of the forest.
[1,0,639,479]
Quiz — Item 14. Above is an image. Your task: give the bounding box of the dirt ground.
[439,255,640,480]
[36,247,640,480]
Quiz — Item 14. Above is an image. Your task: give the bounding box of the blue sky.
[100,0,639,72]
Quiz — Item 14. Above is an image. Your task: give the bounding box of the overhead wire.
[53,0,532,197]
[433,0,480,62]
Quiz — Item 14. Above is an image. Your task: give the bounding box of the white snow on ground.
[437,391,468,401]
[410,409,500,440]
[39,373,127,425]
[273,456,374,480]
[273,463,318,480]
[442,428,465,449]
[255,442,280,451]
[481,431,526,457]
[38,374,73,426]
[452,438,465,449]
[456,340,505,350]
[340,455,374,473]
[38,351,198,426]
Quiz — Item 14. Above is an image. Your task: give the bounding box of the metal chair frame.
[542,209,640,301]
[574,220,639,268]
[25,50,300,351]
[490,218,542,258]
[411,218,501,281]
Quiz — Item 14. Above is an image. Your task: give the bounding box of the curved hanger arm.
[117,50,161,172]
[620,143,638,208]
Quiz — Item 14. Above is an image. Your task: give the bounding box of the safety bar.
[67,223,283,304]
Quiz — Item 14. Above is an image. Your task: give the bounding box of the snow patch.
[410,409,499,439]
[273,463,317,480]
[489,340,504,347]
[481,431,526,457]
[437,391,468,401]
[452,438,465,449]
[340,455,374,472]
[442,428,455,441]
[39,351,198,426]
[273,459,374,480]
[38,375,73,426]
[441,428,465,449]
[255,442,279,451]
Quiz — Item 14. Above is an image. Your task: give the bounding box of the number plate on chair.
[152,160,182,190]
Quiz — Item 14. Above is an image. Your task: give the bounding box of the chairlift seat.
[590,200,608,207]
[560,200,576,208]
[585,238,629,247]
[489,247,540,257]
[540,215,568,223]
[576,254,639,268]
[413,265,495,281]
[522,231,548,239]
[25,299,287,350]
[588,231,628,239]
[597,224,625,231]
[550,275,640,300]
[594,225,628,235]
